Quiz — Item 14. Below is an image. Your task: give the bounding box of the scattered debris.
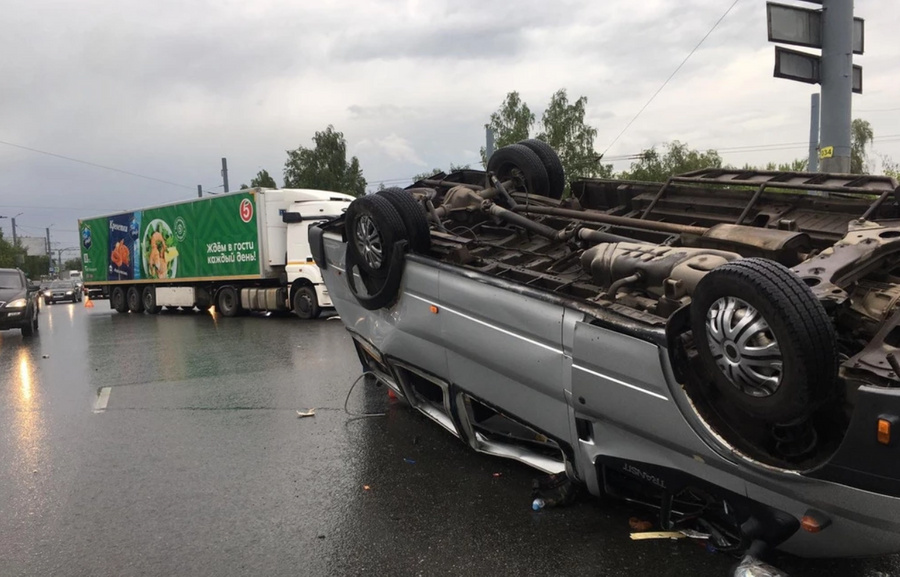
[531,472,580,508]
[679,528,711,540]
[733,555,789,577]
[41,354,50,359]
[532,498,545,511]
[317,534,326,539]
[630,532,687,541]
[403,458,416,465]
[628,517,653,532]
[296,409,316,418]
[363,485,371,491]
[492,472,502,478]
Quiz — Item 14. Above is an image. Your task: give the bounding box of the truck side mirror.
[282,212,303,223]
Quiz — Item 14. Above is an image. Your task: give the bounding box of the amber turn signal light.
[430,305,439,314]
[878,419,891,445]
[800,509,832,533]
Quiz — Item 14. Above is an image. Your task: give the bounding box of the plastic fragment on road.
[679,528,711,540]
[532,498,545,511]
[296,409,316,418]
[363,485,371,491]
[84,298,94,308]
[733,555,789,577]
[628,517,653,531]
[492,472,502,478]
[42,354,50,359]
[403,458,416,464]
[629,531,686,540]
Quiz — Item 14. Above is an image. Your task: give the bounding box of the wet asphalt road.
[1,301,899,577]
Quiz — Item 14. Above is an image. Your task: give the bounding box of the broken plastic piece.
[532,498,545,511]
[363,485,371,491]
[628,517,653,531]
[296,409,316,418]
[732,555,788,577]
[403,458,416,464]
[629,531,686,541]
[492,473,502,478]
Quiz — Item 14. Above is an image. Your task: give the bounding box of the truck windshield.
[0,271,23,288]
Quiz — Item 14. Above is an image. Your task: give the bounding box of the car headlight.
[66,291,73,295]
[6,298,27,308]
[43,291,51,297]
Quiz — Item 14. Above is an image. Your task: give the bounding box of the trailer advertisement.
[79,192,261,283]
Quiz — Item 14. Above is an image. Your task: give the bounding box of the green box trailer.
[78,188,354,318]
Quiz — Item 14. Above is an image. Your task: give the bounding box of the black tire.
[127,286,144,313]
[293,285,321,320]
[518,139,565,199]
[486,144,550,198]
[111,287,128,313]
[142,286,160,314]
[344,194,407,278]
[217,286,241,318]
[377,188,431,253]
[690,258,837,423]
[21,310,37,337]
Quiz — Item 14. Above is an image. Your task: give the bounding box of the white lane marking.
[573,364,668,401]
[406,293,563,354]
[94,387,111,413]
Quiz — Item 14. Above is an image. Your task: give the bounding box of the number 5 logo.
[240,199,253,223]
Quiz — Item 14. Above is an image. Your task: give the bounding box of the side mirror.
[282,212,303,223]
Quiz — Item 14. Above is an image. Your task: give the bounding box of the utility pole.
[221,158,230,193]
[808,93,820,172]
[485,127,495,160]
[11,217,17,246]
[46,227,53,276]
[767,0,862,174]
[197,185,202,199]
[819,0,854,173]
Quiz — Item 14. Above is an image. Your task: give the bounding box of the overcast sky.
[1,0,898,253]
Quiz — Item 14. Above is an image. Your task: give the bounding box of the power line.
[0,139,218,195]
[601,0,742,157]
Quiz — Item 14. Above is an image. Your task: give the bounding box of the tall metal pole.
[197,185,202,199]
[221,158,230,193]
[818,0,854,174]
[45,228,51,257]
[809,93,820,172]
[11,217,17,246]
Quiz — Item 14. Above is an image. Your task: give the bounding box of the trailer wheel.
[127,286,144,313]
[487,144,550,198]
[345,194,406,278]
[518,139,565,199]
[142,286,160,314]
[111,287,128,313]
[377,188,431,253]
[217,287,241,318]
[293,286,321,320]
[690,258,837,423]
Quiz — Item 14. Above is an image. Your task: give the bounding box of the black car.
[0,268,39,337]
[43,279,82,304]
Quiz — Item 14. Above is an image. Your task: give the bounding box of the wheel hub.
[355,215,383,269]
[705,296,783,398]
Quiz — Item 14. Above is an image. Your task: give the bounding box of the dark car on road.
[0,268,39,337]
[43,279,82,304]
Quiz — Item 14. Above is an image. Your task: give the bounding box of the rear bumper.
[0,309,28,329]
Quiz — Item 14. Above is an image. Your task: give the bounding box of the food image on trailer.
[107,212,140,281]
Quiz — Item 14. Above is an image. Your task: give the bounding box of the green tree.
[538,89,610,187]
[63,258,82,271]
[251,169,277,188]
[480,92,535,165]
[851,118,874,174]
[0,230,27,269]
[283,125,366,196]
[411,163,471,183]
[620,141,723,182]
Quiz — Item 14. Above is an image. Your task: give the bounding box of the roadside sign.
[767,3,864,54]
[773,47,863,94]
[819,146,834,159]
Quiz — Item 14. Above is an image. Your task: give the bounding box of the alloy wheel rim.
[355,215,383,269]
[705,296,783,397]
